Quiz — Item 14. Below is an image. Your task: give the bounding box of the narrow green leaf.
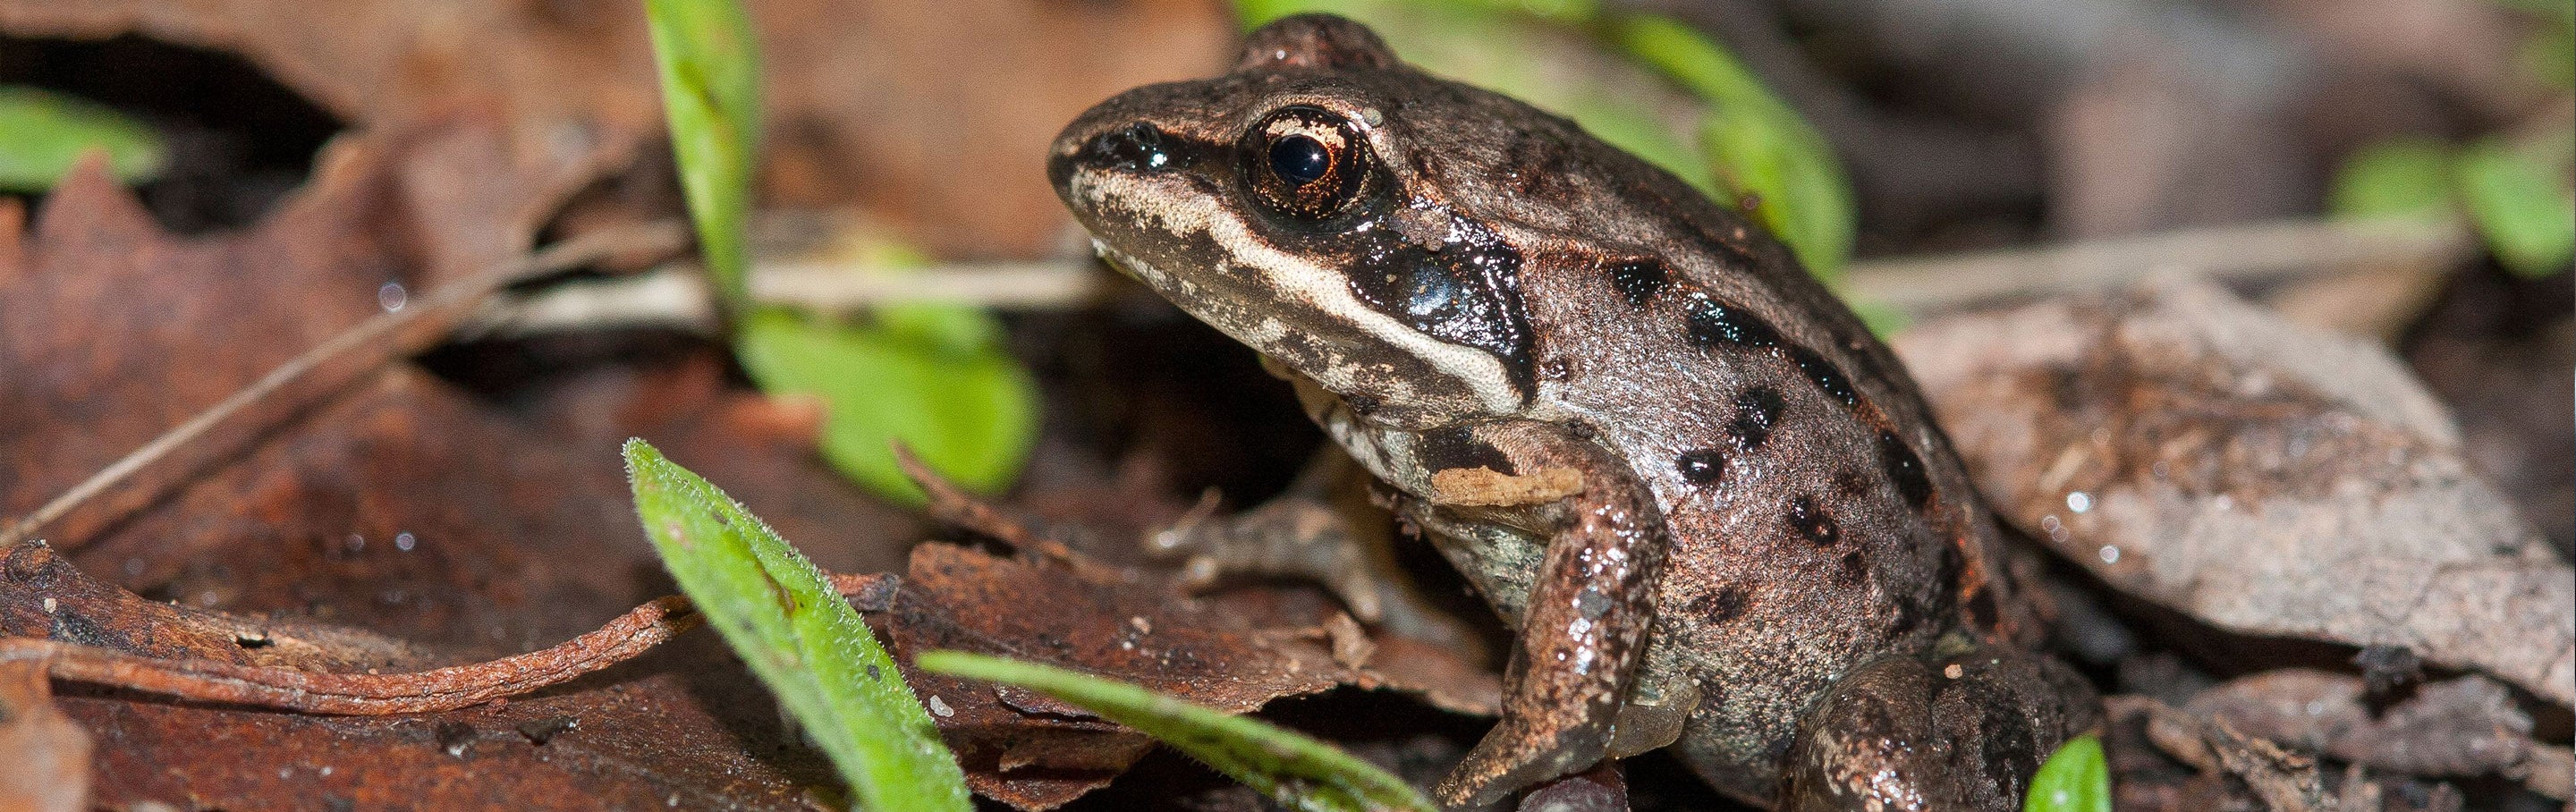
[644,0,762,306]
[2327,139,2457,222]
[736,308,1038,503]
[623,440,971,812]
[2456,137,2575,278]
[2022,734,2110,812]
[917,651,1436,812]
[0,86,165,191]
[1618,14,1855,282]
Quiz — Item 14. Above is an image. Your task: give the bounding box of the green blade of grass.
[0,86,165,192]
[623,440,970,812]
[644,0,761,307]
[2022,734,2110,812]
[916,650,1436,812]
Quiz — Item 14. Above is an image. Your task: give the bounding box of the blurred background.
[0,0,2567,808]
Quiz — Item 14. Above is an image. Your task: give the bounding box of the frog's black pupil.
[1270,134,1331,185]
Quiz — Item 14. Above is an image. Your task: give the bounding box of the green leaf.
[736,307,1038,504]
[1618,14,1854,282]
[2456,137,2575,278]
[623,440,970,812]
[644,0,762,307]
[916,651,1436,812]
[2327,138,2458,222]
[0,86,165,192]
[2022,734,2110,812]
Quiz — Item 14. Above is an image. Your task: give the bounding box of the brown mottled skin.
[1048,14,2096,809]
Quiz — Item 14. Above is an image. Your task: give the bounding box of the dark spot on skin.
[1689,585,1750,624]
[1684,297,1779,350]
[1965,589,2000,632]
[1343,393,1382,417]
[1727,387,1784,450]
[1787,496,1839,545]
[1787,345,1860,408]
[1606,258,1671,305]
[1674,449,1726,485]
[1836,551,1867,587]
[1878,431,1935,509]
[1422,425,1516,476]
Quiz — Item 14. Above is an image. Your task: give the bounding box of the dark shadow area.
[1,33,342,233]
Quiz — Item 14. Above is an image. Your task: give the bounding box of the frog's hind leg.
[1780,647,2101,812]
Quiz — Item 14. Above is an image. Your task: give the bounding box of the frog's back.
[1380,65,2036,799]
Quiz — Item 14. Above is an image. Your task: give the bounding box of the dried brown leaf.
[1897,280,2574,706]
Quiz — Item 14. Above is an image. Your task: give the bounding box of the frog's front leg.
[1408,420,1670,808]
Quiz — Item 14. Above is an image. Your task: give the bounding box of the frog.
[1046,14,2098,810]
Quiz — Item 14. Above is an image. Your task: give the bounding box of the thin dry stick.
[6,572,893,714]
[0,220,691,552]
[1840,216,2470,314]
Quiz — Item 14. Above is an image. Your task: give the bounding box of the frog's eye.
[1241,106,1373,221]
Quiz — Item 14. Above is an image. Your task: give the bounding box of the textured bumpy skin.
[1049,14,2093,809]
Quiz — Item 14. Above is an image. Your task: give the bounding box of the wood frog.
[1048,14,2097,809]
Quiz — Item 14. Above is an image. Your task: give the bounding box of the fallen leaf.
[884,543,1357,808]
[1896,279,2574,706]
[2183,670,2551,784]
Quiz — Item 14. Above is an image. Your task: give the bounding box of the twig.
[756,259,1115,312]
[0,221,691,552]
[7,572,892,715]
[1840,216,2471,314]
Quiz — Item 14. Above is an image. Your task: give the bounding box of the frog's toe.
[1433,714,1612,808]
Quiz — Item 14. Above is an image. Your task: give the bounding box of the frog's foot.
[1146,455,1471,647]
[1780,647,2102,812]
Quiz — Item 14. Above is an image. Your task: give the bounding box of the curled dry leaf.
[1896,279,2574,706]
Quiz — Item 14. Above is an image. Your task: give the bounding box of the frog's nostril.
[1086,122,1177,172]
